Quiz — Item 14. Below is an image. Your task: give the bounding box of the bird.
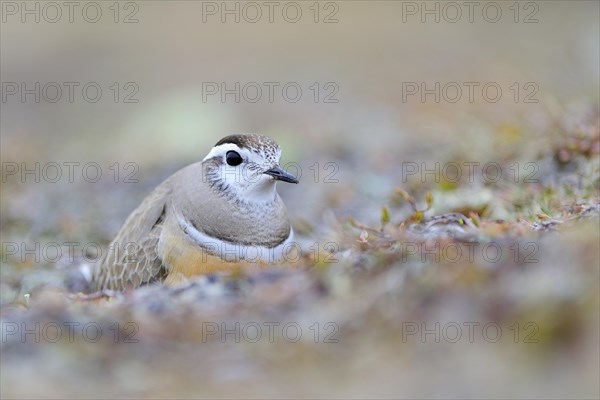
[92,133,299,291]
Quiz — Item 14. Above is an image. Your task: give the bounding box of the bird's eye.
[225,150,243,166]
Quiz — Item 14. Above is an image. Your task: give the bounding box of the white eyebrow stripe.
[203,143,281,164]
[203,143,243,161]
[177,214,295,263]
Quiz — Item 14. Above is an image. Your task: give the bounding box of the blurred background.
[1,1,599,399]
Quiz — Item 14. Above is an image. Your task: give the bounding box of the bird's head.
[202,133,298,203]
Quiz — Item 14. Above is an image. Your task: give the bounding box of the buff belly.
[158,226,262,285]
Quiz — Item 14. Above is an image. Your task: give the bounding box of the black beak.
[264,166,299,184]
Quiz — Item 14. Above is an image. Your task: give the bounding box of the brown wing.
[93,181,172,291]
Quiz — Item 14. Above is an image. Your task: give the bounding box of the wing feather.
[93,181,172,291]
